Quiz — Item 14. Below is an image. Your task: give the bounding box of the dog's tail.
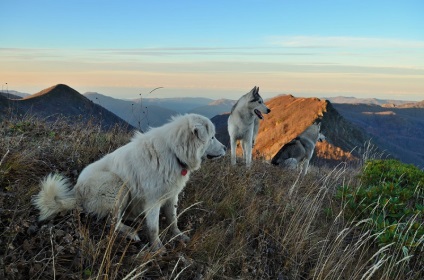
[283,158,298,169]
[32,174,77,221]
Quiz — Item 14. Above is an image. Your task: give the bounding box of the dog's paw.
[176,232,190,243]
[150,240,165,253]
[128,232,141,242]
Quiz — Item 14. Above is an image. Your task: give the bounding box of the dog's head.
[317,132,326,142]
[172,114,226,171]
[190,115,227,160]
[247,86,271,120]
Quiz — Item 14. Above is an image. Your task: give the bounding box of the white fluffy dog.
[33,114,226,250]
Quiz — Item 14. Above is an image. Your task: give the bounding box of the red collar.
[176,156,189,176]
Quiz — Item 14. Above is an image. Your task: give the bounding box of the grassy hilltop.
[0,117,422,279]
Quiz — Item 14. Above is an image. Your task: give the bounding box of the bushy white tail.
[32,174,77,221]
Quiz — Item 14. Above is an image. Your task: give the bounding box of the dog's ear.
[252,86,260,98]
[192,123,207,141]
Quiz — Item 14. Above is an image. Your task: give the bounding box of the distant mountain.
[332,103,424,168]
[385,100,424,109]
[84,93,231,129]
[0,84,132,130]
[327,96,412,106]
[212,95,376,166]
[0,90,30,99]
[84,92,178,131]
[188,99,236,118]
[0,91,22,99]
[140,97,214,114]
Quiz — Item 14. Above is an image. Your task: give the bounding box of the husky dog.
[228,86,271,167]
[33,114,226,251]
[271,122,325,175]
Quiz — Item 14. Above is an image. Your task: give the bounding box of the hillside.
[84,92,177,131]
[1,117,422,279]
[212,95,377,166]
[0,84,132,131]
[332,103,424,168]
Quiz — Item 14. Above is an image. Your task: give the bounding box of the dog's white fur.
[33,114,226,250]
[271,122,325,175]
[227,86,271,167]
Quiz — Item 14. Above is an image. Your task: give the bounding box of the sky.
[1,0,423,101]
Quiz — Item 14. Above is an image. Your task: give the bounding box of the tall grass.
[0,116,422,279]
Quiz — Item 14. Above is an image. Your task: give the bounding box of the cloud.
[269,36,424,49]
[90,47,317,58]
[0,46,317,59]
[0,48,63,60]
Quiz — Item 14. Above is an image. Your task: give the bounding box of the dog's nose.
[223,146,227,152]
[267,108,271,113]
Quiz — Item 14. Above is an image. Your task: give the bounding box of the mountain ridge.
[0,84,133,131]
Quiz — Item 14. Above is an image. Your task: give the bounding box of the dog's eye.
[258,100,262,104]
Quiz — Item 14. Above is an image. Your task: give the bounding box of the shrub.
[338,159,424,250]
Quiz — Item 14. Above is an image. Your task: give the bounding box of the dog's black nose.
[223,146,227,152]
[267,108,271,113]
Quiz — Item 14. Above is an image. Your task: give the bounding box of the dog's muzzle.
[205,146,226,159]
[206,154,221,159]
[254,108,271,119]
[254,109,264,119]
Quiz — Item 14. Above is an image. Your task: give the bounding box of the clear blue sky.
[1,0,423,100]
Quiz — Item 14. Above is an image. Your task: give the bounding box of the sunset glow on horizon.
[1,0,423,101]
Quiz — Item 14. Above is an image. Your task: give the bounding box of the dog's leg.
[163,196,190,242]
[230,136,237,165]
[252,118,259,148]
[302,159,310,175]
[302,148,314,175]
[145,205,163,251]
[243,138,253,167]
[113,186,141,241]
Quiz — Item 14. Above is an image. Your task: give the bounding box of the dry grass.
[0,116,422,279]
